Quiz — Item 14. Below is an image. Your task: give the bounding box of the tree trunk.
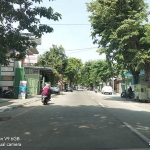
[131,70,140,84]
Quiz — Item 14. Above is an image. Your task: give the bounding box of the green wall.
[25,74,40,95]
[14,68,25,98]
[0,64,1,84]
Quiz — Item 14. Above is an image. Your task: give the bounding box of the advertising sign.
[18,81,27,99]
[24,55,38,64]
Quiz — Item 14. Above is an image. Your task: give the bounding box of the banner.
[18,81,27,99]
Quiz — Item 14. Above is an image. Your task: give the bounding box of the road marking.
[14,107,36,118]
[99,103,105,107]
[123,122,150,145]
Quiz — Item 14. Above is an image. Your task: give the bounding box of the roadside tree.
[93,60,112,84]
[81,60,112,87]
[87,0,150,83]
[64,58,83,86]
[35,45,68,84]
[81,61,93,87]
[0,0,61,65]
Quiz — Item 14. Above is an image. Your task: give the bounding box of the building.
[0,33,53,98]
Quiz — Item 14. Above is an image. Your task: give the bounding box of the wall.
[0,60,14,90]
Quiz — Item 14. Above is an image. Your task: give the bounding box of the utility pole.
[112,63,114,94]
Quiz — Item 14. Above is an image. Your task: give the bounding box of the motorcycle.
[41,95,50,105]
[2,90,15,98]
[121,90,134,99]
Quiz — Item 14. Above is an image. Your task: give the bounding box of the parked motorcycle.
[41,95,50,105]
[2,90,15,98]
[121,90,134,99]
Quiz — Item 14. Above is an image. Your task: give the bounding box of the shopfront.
[14,66,53,98]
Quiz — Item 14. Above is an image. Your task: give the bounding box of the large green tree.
[0,0,61,65]
[87,0,150,83]
[64,58,83,86]
[37,45,67,73]
[35,45,68,84]
[81,61,93,86]
[81,60,112,86]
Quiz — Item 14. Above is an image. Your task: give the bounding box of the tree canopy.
[64,57,83,86]
[81,60,112,86]
[87,0,150,83]
[0,0,61,65]
[35,45,68,84]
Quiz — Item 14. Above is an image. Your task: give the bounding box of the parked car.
[77,87,83,91]
[50,86,60,94]
[66,87,73,92]
[101,86,113,95]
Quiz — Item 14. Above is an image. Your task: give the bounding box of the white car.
[51,86,60,94]
[101,86,113,95]
[77,87,83,91]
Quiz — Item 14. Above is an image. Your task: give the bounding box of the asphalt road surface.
[0,90,150,150]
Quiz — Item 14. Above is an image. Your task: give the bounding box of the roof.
[24,66,53,74]
[27,46,39,55]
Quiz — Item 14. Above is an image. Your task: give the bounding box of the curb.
[0,94,56,113]
[0,99,40,113]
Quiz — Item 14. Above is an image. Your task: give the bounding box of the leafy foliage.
[35,45,68,83]
[0,0,61,65]
[87,0,150,83]
[64,58,83,86]
[81,60,112,86]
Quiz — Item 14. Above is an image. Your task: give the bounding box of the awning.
[24,66,53,74]
[28,46,39,54]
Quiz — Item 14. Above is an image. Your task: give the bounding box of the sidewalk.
[0,94,56,113]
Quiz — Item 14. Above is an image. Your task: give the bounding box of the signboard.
[18,81,27,99]
[21,33,42,45]
[24,55,38,64]
[0,76,13,81]
[24,68,39,74]
[1,67,14,72]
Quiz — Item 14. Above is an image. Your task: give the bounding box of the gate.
[26,78,39,95]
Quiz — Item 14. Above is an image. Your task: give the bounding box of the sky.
[36,0,150,63]
[36,0,106,63]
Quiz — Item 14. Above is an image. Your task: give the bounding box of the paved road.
[0,90,149,150]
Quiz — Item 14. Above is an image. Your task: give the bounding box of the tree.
[87,0,150,83]
[81,60,112,87]
[0,0,61,65]
[81,61,93,86]
[37,45,67,73]
[64,58,83,86]
[35,45,68,84]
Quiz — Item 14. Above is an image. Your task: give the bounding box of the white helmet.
[46,84,50,87]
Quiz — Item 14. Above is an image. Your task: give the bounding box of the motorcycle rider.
[41,84,51,100]
[128,86,133,97]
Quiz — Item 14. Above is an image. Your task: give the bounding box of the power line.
[66,48,96,54]
[37,47,98,51]
[65,47,98,51]
[40,24,91,26]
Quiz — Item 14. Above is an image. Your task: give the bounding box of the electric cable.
[40,24,91,26]
[37,47,98,52]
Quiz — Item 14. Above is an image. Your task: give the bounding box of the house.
[0,34,54,98]
[123,70,150,101]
